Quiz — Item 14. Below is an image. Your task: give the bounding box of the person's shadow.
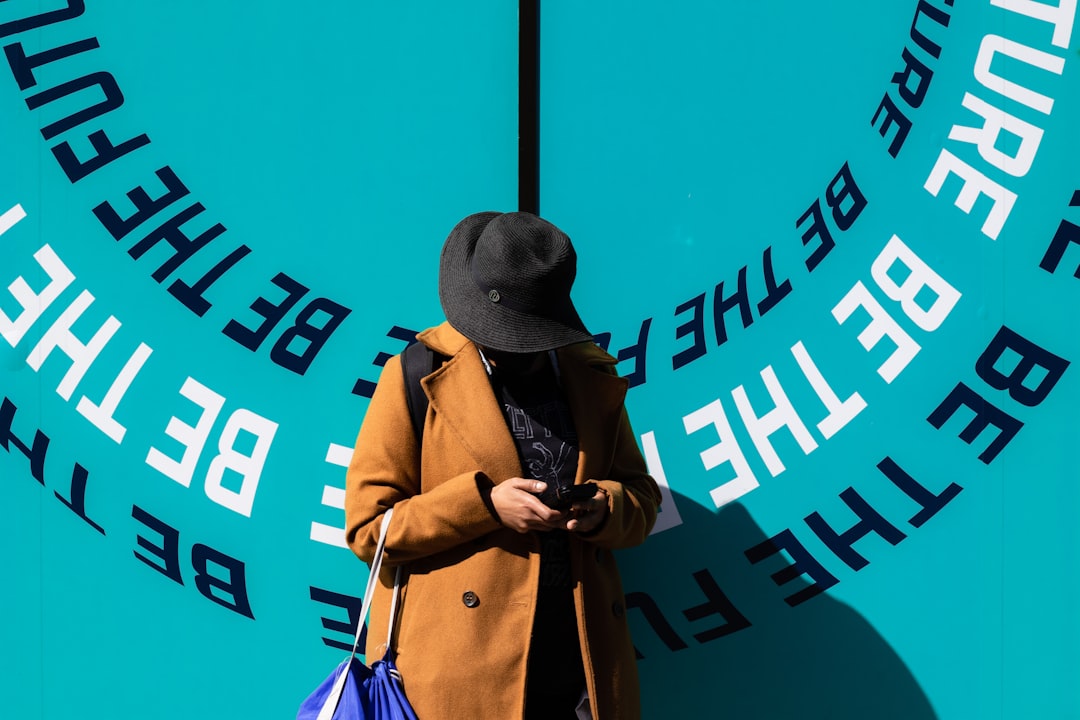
[617,490,938,719]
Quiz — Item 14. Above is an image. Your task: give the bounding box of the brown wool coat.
[345,322,661,720]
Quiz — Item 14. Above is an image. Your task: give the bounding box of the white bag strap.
[387,565,403,645]
[348,508,394,659]
[316,509,397,720]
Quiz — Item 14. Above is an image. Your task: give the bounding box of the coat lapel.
[423,341,523,483]
[419,323,628,485]
[557,346,629,484]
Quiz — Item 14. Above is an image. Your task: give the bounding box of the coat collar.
[418,322,629,483]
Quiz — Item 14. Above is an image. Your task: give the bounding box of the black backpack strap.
[399,341,444,442]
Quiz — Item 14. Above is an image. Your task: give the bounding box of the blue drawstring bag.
[296,654,417,720]
[297,510,418,720]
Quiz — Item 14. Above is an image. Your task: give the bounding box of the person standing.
[345,211,661,719]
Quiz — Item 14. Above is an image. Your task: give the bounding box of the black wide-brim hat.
[438,211,593,353]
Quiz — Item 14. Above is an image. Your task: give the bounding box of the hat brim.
[438,212,594,353]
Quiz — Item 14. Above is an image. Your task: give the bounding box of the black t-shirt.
[491,359,586,714]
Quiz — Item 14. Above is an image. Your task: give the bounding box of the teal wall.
[2,2,1078,718]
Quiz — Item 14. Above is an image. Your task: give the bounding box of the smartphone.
[539,482,598,510]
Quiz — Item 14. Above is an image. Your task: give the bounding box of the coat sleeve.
[344,355,503,566]
[582,404,662,550]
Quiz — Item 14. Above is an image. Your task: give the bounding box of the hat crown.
[438,210,592,353]
[471,213,577,313]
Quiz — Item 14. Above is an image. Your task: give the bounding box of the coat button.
[612,601,624,618]
[462,591,480,608]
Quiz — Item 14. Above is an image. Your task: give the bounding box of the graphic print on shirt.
[503,399,579,491]
[499,386,580,590]
[526,441,572,488]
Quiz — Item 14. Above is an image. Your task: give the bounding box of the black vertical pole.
[519,0,540,215]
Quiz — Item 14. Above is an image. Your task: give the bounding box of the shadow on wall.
[621,492,937,720]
